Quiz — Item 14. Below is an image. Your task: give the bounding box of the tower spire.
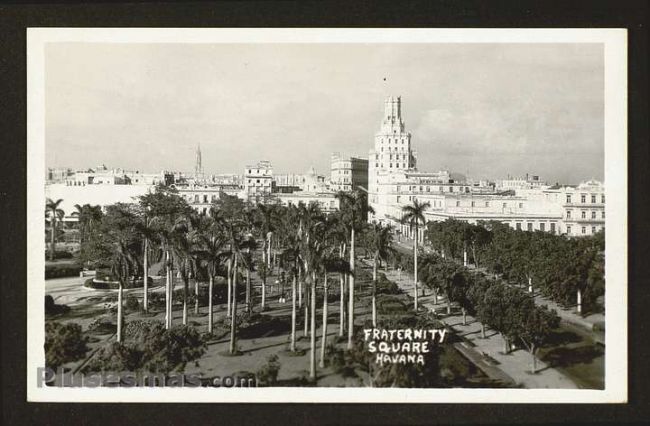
[194,143,203,179]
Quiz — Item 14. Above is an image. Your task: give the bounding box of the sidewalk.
[383,266,578,389]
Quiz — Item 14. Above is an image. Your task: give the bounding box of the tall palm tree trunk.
[246,268,251,314]
[117,282,124,342]
[229,257,238,354]
[143,238,148,312]
[226,259,232,317]
[267,235,272,269]
[290,273,297,352]
[182,276,188,325]
[208,275,214,334]
[261,271,266,310]
[320,272,328,369]
[339,272,345,337]
[49,215,56,261]
[298,270,303,307]
[413,225,419,312]
[310,272,317,380]
[372,254,378,327]
[194,278,199,315]
[304,280,309,337]
[165,250,172,329]
[348,228,355,350]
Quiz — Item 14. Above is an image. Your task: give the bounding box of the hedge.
[45,263,82,279]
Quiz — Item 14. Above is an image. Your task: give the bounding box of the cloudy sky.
[45,42,603,184]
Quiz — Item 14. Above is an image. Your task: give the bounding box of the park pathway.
[382,264,579,389]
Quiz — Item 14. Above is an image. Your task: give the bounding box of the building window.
[502,202,507,208]
[592,226,596,234]
[519,203,523,209]
[395,163,399,168]
[582,226,586,234]
[527,223,533,231]
[449,187,454,193]
[566,195,572,203]
[581,211,586,219]
[389,163,392,168]
[471,201,475,207]
[456,201,460,207]
[550,223,556,233]
[396,196,401,203]
[591,195,596,203]
[567,225,572,234]
[485,201,489,207]
[581,194,586,203]
[567,210,572,219]
[602,211,605,219]
[203,195,208,203]
[540,223,545,232]
[601,195,605,203]
[591,211,596,219]
[516,223,522,230]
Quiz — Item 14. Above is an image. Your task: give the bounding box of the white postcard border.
[27,27,627,403]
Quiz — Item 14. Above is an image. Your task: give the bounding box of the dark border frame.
[1,1,648,424]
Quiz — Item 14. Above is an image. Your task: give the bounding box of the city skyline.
[46,43,604,184]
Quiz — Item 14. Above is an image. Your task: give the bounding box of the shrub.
[85,321,206,374]
[144,324,207,373]
[87,317,116,334]
[377,295,408,314]
[45,322,89,369]
[256,354,281,386]
[45,295,70,316]
[45,263,81,279]
[84,341,142,373]
[125,295,140,312]
[376,274,401,295]
[45,250,74,260]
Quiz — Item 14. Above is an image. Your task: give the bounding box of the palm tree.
[401,199,430,312]
[45,198,65,260]
[279,228,302,353]
[319,254,349,369]
[223,216,255,355]
[139,187,192,329]
[101,203,140,343]
[72,203,103,244]
[135,210,159,313]
[335,190,374,350]
[194,217,228,334]
[365,223,395,326]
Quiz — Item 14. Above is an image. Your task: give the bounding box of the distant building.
[330,153,369,192]
[365,96,604,240]
[276,191,340,213]
[174,183,239,215]
[244,161,274,204]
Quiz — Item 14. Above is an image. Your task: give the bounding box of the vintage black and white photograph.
[27,28,627,403]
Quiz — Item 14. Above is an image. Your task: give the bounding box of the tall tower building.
[194,143,204,180]
[368,96,417,221]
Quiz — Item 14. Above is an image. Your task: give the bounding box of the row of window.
[514,222,557,233]
[566,225,603,235]
[566,194,605,204]
[456,200,525,209]
[566,210,605,220]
